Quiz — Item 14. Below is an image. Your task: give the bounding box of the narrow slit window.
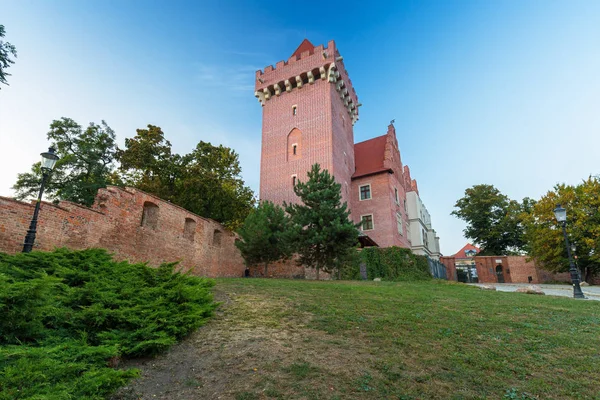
[292,105,297,116]
[292,176,297,186]
[293,144,297,155]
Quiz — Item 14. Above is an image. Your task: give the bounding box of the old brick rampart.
[440,255,599,285]
[0,186,245,277]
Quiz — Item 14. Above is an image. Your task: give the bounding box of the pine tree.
[286,164,359,280]
[235,201,291,276]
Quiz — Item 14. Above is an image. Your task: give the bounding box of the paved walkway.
[468,283,600,301]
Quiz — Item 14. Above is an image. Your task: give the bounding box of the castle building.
[255,39,441,259]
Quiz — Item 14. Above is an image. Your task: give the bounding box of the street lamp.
[22,147,59,253]
[553,204,585,299]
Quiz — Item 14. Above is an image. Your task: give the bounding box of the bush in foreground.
[0,248,216,399]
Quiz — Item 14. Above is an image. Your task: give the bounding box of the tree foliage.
[285,164,358,280]
[116,125,180,202]
[117,125,255,229]
[524,176,600,282]
[451,184,532,255]
[235,201,291,275]
[0,24,17,88]
[13,117,119,206]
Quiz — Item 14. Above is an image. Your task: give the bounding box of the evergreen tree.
[285,164,359,280]
[235,201,291,276]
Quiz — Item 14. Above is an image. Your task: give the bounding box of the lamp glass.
[40,148,59,171]
[553,204,567,223]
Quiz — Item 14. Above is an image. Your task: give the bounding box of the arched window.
[184,218,196,241]
[141,201,159,229]
[287,128,302,160]
[213,229,222,246]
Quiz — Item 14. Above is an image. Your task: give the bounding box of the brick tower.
[255,39,359,206]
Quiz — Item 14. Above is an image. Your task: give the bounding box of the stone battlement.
[254,39,359,125]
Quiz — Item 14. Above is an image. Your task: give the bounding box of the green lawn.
[211,278,600,400]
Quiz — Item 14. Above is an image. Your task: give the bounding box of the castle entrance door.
[496,265,505,283]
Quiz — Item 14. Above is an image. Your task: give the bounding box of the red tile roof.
[353,135,390,179]
[452,243,481,258]
[291,39,315,58]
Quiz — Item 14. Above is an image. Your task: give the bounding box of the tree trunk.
[316,266,320,281]
[264,262,269,277]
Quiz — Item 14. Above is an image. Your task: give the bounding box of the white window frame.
[291,174,297,187]
[359,184,372,201]
[292,104,298,116]
[396,212,403,236]
[360,214,374,231]
[292,143,298,155]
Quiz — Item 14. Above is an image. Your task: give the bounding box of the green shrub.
[0,248,216,399]
[341,247,431,281]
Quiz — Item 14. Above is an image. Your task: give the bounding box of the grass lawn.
[120,278,600,400]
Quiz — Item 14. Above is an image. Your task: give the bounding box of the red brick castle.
[255,39,441,258]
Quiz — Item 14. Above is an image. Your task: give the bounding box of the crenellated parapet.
[254,39,360,125]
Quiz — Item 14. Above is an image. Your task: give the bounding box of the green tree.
[116,125,181,202]
[285,164,359,280]
[13,118,118,206]
[235,201,291,276]
[451,184,531,255]
[117,127,255,229]
[0,24,17,88]
[524,176,600,282]
[179,141,255,229]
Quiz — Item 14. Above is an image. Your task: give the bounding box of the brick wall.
[0,186,245,277]
[440,255,597,284]
[474,256,512,283]
[350,173,411,248]
[506,256,541,283]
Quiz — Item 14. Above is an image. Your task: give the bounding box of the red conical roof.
[291,39,315,58]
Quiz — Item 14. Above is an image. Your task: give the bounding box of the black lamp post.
[553,204,585,299]
[22,147,59,253]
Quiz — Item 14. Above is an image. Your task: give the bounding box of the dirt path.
[111,285,372,400]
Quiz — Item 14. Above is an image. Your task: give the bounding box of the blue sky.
[1,0,599,255]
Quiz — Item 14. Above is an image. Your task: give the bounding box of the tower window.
[361,214,374,231]
[394,188,399,204]
[292,105,297,116]
[396,212,403,235]
[359,184,371,201]
[292,144,297,155]
[292,175,297,186]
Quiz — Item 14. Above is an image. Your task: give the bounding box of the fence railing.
[428,257,448,280]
